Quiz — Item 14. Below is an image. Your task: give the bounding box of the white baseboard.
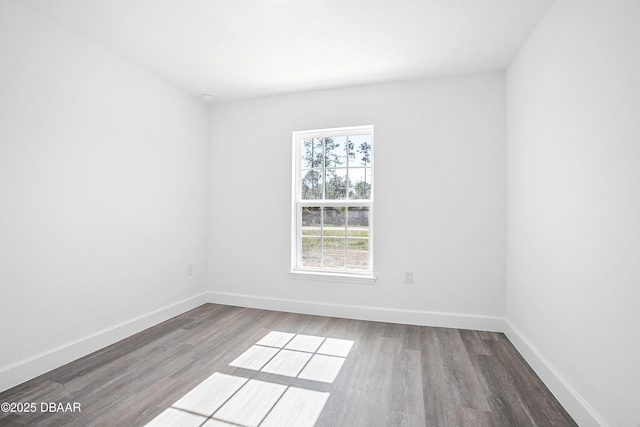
[0,293,208,393]
[206,291,504,332]
[503,318,608,427]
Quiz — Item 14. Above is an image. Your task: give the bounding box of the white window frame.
[289,125,376,285]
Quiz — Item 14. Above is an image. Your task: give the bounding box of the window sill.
[289,270,377,285]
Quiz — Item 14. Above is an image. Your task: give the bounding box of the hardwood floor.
[0,304,577,426]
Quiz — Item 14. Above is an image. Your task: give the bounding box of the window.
[291,126,374,283]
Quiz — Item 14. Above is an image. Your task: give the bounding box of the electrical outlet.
[404,271,413,284]
[187,263,193,276]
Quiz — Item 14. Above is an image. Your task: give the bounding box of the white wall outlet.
[187,263,193,276]
[404,271,413,284]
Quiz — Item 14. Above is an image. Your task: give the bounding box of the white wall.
[208,73,506,329]
[506,1,640,426]
[0,0,209,391]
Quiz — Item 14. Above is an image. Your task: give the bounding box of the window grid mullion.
[320,206,325,270]
[322,137,326,201]
[345,207,349,268]
[345,136,350,202]
[344,137,350,267]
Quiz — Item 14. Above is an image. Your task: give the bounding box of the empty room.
[1,0,638,426]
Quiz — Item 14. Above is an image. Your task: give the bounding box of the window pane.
[323,207,346,228]
[324,136,347,168]
[301,170,323,200]
[348,168,371,200]
[301,207,321,236]
[348,206,369,227]
[301,137,323,168]
[325,169,347,200]
[348,135,372,167]
[301,237,321,267]
[323,238,346,269]
[347,207,369,270]
[347,239,369,270]
[323,227,346,237]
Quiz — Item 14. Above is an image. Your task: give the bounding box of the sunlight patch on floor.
[144,331,353,427]
[230,331,354,383]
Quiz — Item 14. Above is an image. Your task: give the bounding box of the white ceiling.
[21,0,554,102]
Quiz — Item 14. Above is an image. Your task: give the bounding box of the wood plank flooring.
[0,304,577,426]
